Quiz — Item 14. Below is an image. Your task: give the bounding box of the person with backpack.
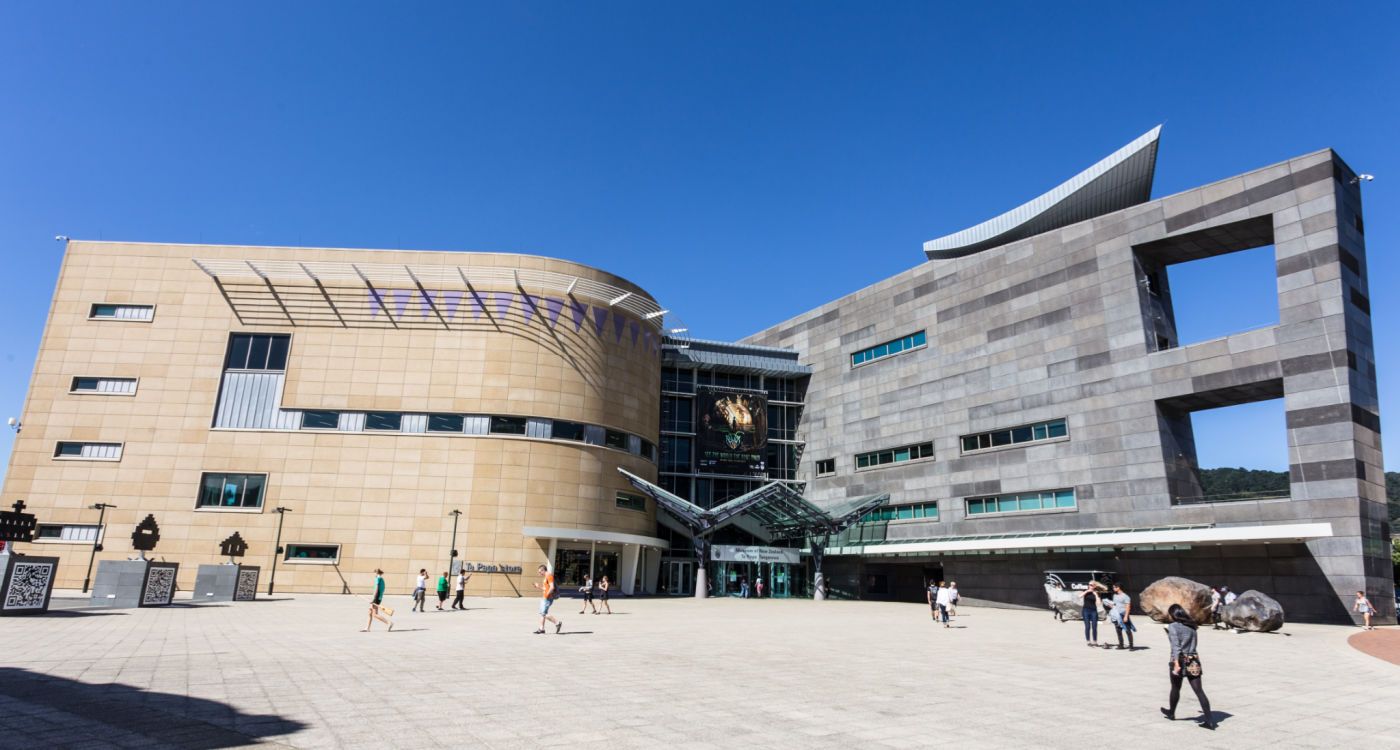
[532,564,563,634]
[1161,603,1216,730]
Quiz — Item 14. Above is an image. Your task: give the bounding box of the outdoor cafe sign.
[711,545,801,564]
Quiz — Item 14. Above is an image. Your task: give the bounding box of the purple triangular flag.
[544,297,564,328]
[629,321,640,347]
[612,312,626,342]
[591,306,609,336]
[441,290,463,320]
[393,289,413,319]
[520,294,537,325]
[368,289,385,317]
[570,300,588,331]
[495,292,514,319]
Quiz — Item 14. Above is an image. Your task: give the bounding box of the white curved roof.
[924,126,1162,260]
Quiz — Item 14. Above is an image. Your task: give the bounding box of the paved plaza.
[2,592,1397,749]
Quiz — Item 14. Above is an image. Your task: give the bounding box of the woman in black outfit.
[1080,583,1102,647]
[1162,603,1216,730]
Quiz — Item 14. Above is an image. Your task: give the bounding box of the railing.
[1174,490,1290,506]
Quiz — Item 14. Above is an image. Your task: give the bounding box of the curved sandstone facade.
[3,241,663,597]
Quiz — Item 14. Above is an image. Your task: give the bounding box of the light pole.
[81,502,115,593]
[448,509,462,573]
[268,506,291,595]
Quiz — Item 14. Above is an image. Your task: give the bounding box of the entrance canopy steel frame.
[618,468,888,599]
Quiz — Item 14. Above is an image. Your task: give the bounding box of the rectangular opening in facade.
[1133,215,1277,351]
[1157,379,1287,505]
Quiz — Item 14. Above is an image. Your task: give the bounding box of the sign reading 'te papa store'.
[711,545,801,564]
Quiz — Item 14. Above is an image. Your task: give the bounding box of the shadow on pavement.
[0,667,306,749]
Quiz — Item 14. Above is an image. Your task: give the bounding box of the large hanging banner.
[696,386,767,473]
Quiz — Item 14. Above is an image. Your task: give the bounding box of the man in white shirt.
[451,568,471,610]
[935,582,954,628]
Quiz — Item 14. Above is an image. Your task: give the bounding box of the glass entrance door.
[771,563,790,598]
[663,560,693,595]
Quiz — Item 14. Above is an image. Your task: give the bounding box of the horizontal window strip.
[851,330,926,367]
[861,502,938,523]
[71,377,137,394]
[855,441,933,470]
[53,442,123,460]
[965,489,1076,517]
[90,303,154,321]
[961,418,1067,453]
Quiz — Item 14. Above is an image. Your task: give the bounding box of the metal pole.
[448,509,461,572]
[81,503,113,594]
[268,507,289,596]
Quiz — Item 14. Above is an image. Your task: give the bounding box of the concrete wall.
[747,149,1391,624]
[2,242,662,597]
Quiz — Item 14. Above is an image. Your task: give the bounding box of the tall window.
[224,333,290,371]
[851,331,926,367]
[661,435,693,473]
[197,473,267,509]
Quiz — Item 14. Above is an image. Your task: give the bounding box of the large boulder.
[1139,577,1214,624]
[1222,590,1285,632]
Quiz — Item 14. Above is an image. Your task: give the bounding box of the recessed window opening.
[489,416,527,435]
[197,473,266,509]
[364,412,402,431]
[815,458,836,477]
[1162,395,1288,505]
[285,544,340,563]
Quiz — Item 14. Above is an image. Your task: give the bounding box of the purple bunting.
[591,306,609,336]
[629,321,640,347]
[441,290,463,319]
[612,312,627,342]
[570,300,588,331]
[544,297,564,328]
[367,289,386,317]
[520,294,538,325]
[393,289,413,318]
[494,292,515,319]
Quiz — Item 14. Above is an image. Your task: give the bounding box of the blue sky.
[1,2,1396,479]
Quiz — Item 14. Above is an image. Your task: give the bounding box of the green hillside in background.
[1199,467,1400,523]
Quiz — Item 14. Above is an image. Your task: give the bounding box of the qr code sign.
[235,569,258,601]
[142,566,176,605]
[3,561,55,610]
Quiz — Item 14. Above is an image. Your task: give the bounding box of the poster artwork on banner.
[696,387,767,473]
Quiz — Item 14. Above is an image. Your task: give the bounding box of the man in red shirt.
[532,564,563,634]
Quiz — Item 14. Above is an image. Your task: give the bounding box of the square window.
[1047,420,1068,438]
[1011,426,1033,443]
[991,430,1012,447]
[967,499,983,514]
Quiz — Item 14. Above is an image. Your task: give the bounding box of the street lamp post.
[81,502,116,593]
[448,509,462,573]
[268,506,291,596]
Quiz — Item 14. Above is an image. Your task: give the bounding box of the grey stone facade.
[745,148,1391,624]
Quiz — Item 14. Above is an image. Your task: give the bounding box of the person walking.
[935,581,953,628]
[1161,603,1216,730]
[1354,590,1377,630]
[451,568,471,610]
[927,579,940,623]
[948,582,960,618]
[363,569,394,632]
[1210,587,1223,628]
[579,574,598,615]
[1080,583,1102,647]
[435,570,449,610]
[1109,583,1135,649]
[598,575,613,614]
[412,568,428,612]
[740,576,750,598]
[531,564,563,634]
[755,577,765,598]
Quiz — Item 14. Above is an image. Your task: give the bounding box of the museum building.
[2,127,1393,622]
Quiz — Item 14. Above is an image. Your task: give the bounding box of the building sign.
[453,561,524,575]
[696,386,767,473]
[712,545,800,564]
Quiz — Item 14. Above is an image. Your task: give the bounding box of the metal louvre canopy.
[191,257,668,329]
[617,468,887,539]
